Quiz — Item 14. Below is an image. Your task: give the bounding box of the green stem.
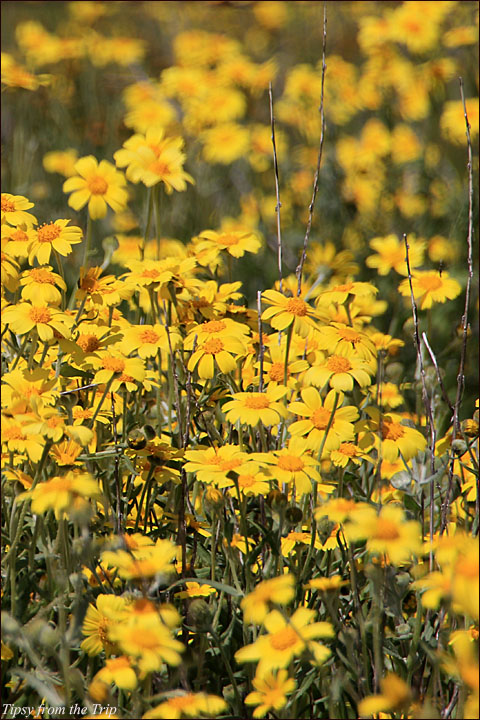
[82,214,93,269]
[209,628,243,715]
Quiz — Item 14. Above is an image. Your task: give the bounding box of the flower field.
[1,2,479,719]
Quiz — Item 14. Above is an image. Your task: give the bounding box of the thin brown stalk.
[296,0,327,297]
[441,77,475,533]
[403,233,436,569]
[257,291,264,392]
[268,83,283,293]
[162,300,184,448]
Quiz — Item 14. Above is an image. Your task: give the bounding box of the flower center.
[87,175,109,195]
[102,357,126,373]
[149,160,171,177]
[202,320,226,334]
[28,268,56,284]
[338,442,357,457]
[170,696,195,711]
[334,282,354,293]
[278,454,304,471]
[285,298,308,316]
[312,407,331,430]
[326,355,352,373]
[270,626,299,651]
[238,474,255,488]
[140,268,161,279]
[382,420,405,441]
[139,329,160,344]
[244,394,271,409]
[29,306,51,324]
[269,362,286,382]
[37,223,61,244]
[3,426,24,440]
[338,328,361,343]
[219,459,242,472]
[375,518,400,540]
[1,196,16,212]
[203,337,224,354]
[418,275,443,291]
[77,334,101,352]
[220,234,239,246]
[11,229,28,242]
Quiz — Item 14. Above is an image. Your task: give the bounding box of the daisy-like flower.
[184,444,250,487]
[101,537,177,581]
[235,607,333,675]
[288,388,359,454]
[305,353,373,392]
[223,385,287,427]
[259,437,325,496]
[1,223,37,258]
[398,270,461,309]
[27,470,102,518]
[257,340,309,390]
[92,656,137,692]
[1,193,37,226]
[120,323,181,359]
[367,382,404,409]
[187,332,246,379]
[28,219,82,265]
[304,575,348,593]
[366,234,425,276]
[245,669,297,719]
[1,415,45,463]
[49,439,83,467]
[315,322,377,361]
[364,409,427,462]
[329,442,372,468]
[143,693,226,719]
[89,351,145,393]
[281,530,322,557]
[262,290,321,337]
[108,614,184,674]
[230,464,272,497]
[305,241,359,283]
[200,122,250,164]
[76,266,133,308]
[43,149,78,178]
[316,280,377,307]
[241,574,295,625]
[194,228,261,259]
[184,317,250,348]
[81,594,129,656]
[2,302,71,341]
[19,265,66,305]
[344,505,423,566]
[114,127,193,192]
[63,156,128,219]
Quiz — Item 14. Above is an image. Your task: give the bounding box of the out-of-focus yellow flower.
[63,156,128,219]
[241,574,295,624]
[200,123,250,164]
[245,669,296,719]
[441,99,479,145]
[358,673,411,717]
[43,149,78,178]
[143,692,226,719]
[1,193,37,226]
[443,25,478,47]
[101,537,177,581]
[345,504,423,565]
[26,470,102,518]
[1,52,51,91]
[366,234,425,276]
[92,656,137,692]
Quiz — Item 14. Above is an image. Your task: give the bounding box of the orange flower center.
[77,334,101,352]
[418,275,443,291]
[220,234,239,246]
[102,357,126,373]
[326,355,352,373]
[219,459,242,472]
[169,696,196,711]
[338,442,357,457]
[278,454,304,471]
[202,320,226,334]
[1,197,16,212]
[269,362,286,382]
[37,223,61,244]
[119,373,134,383]
[285,297,308,316]
[29,306,52,324]
[11,229,28,242]
[28,268,56,284]
[270,626,299,651]
[338,328,361,343]
[139,329,160,344]
[244,394,271,409]
[140,268,161,279]
[312,407,331,430]
[203,337,224,354]
[382,420,405,441]
[3,426,24,440]
[87,175,109,195]
[127,627,161,649]
[238,474,255,488]
[375,518,400,540]
[149,160,171,177]
[73,408,92,419]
